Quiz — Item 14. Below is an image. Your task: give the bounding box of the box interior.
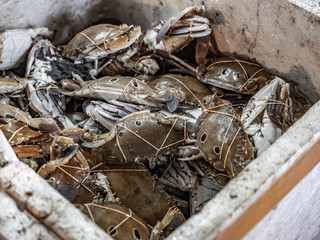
[1,0,320,239]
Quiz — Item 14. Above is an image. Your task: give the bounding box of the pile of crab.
[0,5,310,240]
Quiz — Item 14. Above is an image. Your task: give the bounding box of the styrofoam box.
[0,0,320,239]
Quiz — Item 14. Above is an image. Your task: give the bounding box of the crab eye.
[132,81,139,88]
[222,68,231,75]
[133,228,141,240]
[213,146,220,154]
[108,226,117,236]
[109,77,118,82]
[118,131,124,137]
[135,120,142,126]
[200,132,207,143]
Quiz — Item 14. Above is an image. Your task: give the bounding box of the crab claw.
[156,5,210,43]
[241,77,294,156]
[266,78,293,131]
[83,100,140,130]
[167,97,179,112]
[143,5,211,54]
[149,88,185,112]
[37,137,78,178]
[26,39,58,79]
[27,80,64,119]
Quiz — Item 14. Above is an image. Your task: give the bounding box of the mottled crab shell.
[195,99,254,179]
[62,24,141,61]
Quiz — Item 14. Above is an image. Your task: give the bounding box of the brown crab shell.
[90,111,187,164]
[77,202,151,240]
[62,24,141,61]
[99,163,180,227]
[202,57,272,94]
[147,74,212,108]
[195,99,254,179]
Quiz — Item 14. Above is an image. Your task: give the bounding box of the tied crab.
[147,73,212,109]
[62,23,159,76]
[241,76,299,155]
[60,75,186,112]
[197,57,272,95]
[163,55,272,95]
[87,110,198,164]
[175,94,254,179]
[143,5,211,54]
[62,24,141,64]
[195,96,254,179]
[62,5,212,77]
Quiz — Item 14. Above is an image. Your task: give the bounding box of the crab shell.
[78,202,151,240]
[62,24,141,61]
[90,110,187,164]
[200,58,272,94]
[60,76,185,112]
[195,99,254,179]
[147,74,212,108]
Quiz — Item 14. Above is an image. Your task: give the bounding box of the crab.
[62,5,212,77]
[61,23,154,77]
[60,75,186,112]
[143,5,211,54]
[240,76,294,155]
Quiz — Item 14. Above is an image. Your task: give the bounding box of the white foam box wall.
[0,0,320,239]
